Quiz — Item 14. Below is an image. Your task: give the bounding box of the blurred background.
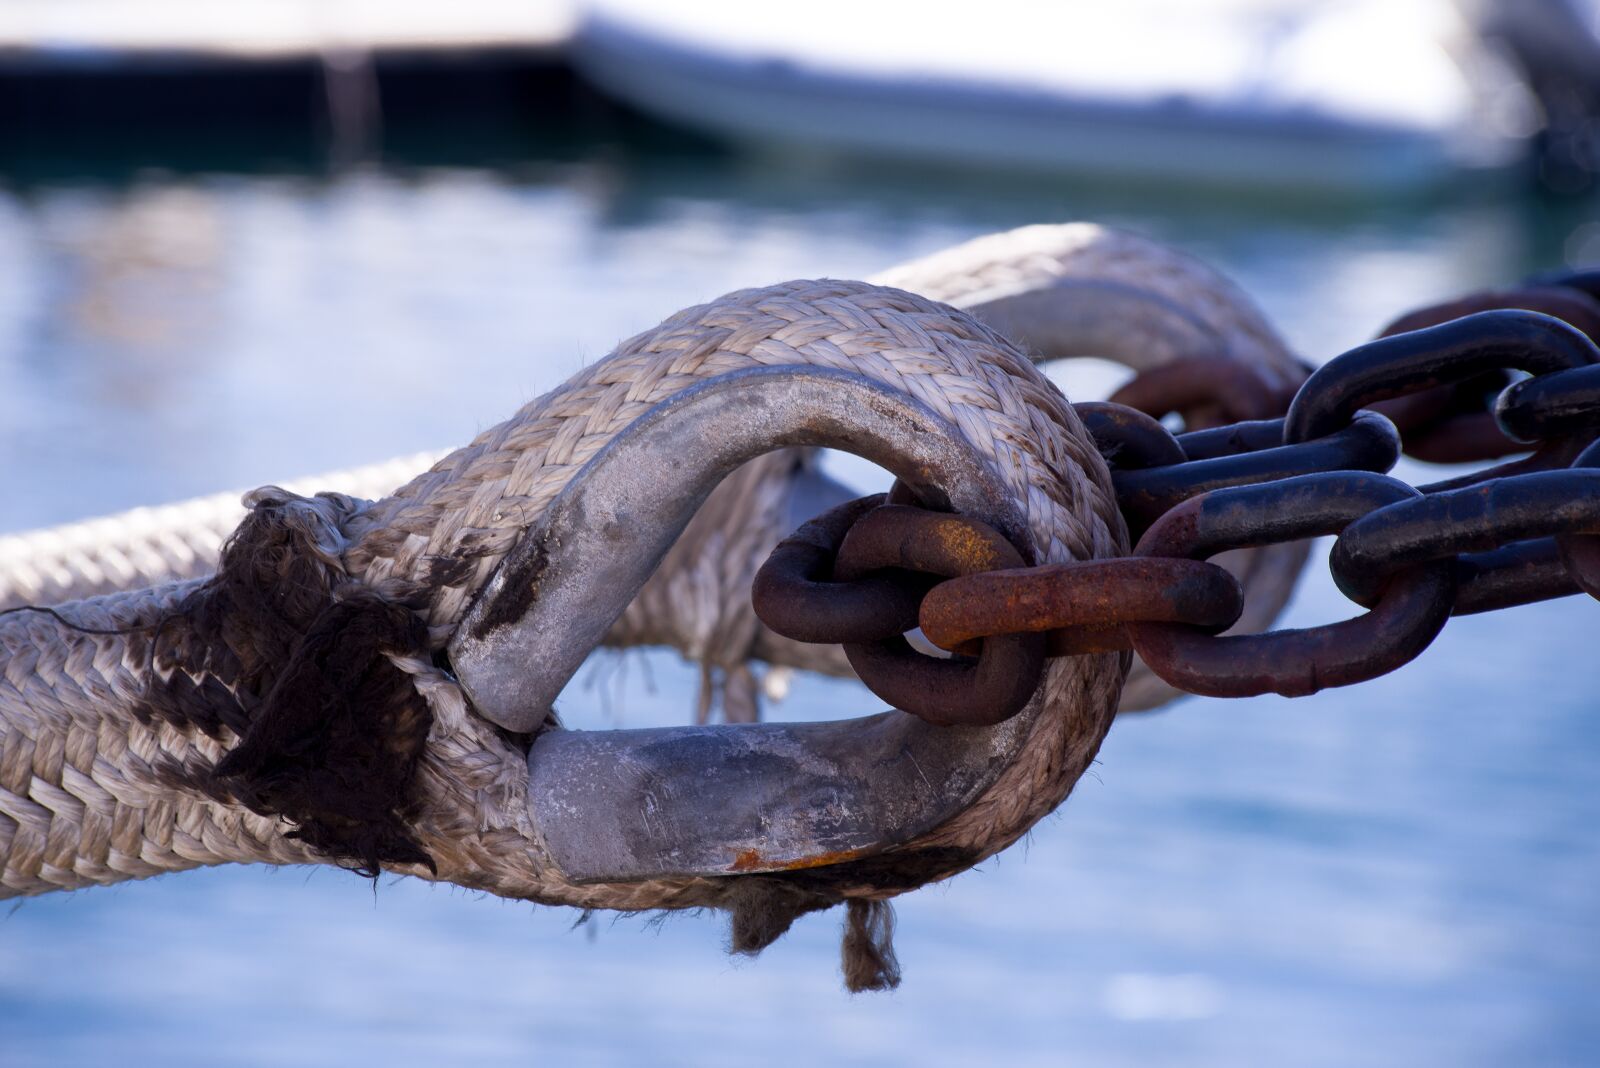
[1,1,1598,1065]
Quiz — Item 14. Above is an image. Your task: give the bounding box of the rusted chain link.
[1496,363,1600,443]
[1106,354,1297,430]
[756,498,1046,725]
[1128,472,1457,698]
[832,505,1046,726]
[1370,282,1600,463]
[752,297,1600,713]
[751,494,923,644]
[1284,310,1598,445]
[1330,468,1600,609]
[1549,437,1600,601]
[1113,410,1400,533]
[919,558,1243,657]
[1073,402,1187,469]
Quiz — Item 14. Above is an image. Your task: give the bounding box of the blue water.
[1,147,1597,1065]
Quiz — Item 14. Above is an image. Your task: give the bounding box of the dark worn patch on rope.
[468,531,552,641]
[213,591,434,876]
[137,492,436,876]
[721,885,903,993]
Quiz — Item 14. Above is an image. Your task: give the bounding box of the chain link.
[751,282,1600,723]
[1372,285,1600,463]
[1128,472,1457,698]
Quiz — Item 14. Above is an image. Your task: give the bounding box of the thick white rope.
[1,280,1125,919]
[0,454,443,609]
[0,224,1307,718]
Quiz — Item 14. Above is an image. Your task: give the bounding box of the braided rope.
[0,454,442,610]
[0,582,321,895]
[1,280,1125,920]
[874,222,1301,389]
[0,224,1308,722]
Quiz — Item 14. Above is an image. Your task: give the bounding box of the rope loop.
[0,223,1317,991]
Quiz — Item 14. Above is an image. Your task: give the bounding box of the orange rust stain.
[727,847,867,873]
[777,848,868,871]
[930,519,1004,572]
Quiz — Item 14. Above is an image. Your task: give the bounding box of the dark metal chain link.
[753,277,1600,726]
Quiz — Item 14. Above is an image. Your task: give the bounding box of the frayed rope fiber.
[843,900,902,992]
[169,491,439,876]
[724,880,901,993]
[212,590,435,876]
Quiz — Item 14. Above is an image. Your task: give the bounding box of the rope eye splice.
[0,277,1139,995]
[443,364,1070,990]
[9,225,1321,996]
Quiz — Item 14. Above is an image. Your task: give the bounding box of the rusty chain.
[752,271,1600,723]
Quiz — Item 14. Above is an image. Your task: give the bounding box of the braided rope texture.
[0,453,442,610]
[875,222,1301,387]
[0,223,1308,721]
[0,584,320,895]
[1,279,1128,921]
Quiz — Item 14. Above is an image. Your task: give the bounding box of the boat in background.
[572,0,1537,195]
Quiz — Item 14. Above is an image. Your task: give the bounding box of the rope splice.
[0,275,1133,992]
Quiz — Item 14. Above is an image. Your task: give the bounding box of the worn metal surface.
[1368,287,1600,463]
[477,287,1600,882]
[1174,417,1289,460]
[1557,526,1600,601]
[1286,309,1600,445]
[1330,469,1600,607]
[751,494,922,645]
[452,365,1031,729]
[1417,434,1597,494]
[1452,539,1582,616]
[1128,473,1456,698]
[1555,439,1600,601]
[1107,353,1288,428]
[1074,401,1187,469]
[1373,288,1597,459]
[1495,364,1600,443]
[1113,409,1400,529]
[526,710,1035,882]
[918,557,1243,655]
[831,505,1045,726]
[449,365,1051,882]
[742,290,1600,725]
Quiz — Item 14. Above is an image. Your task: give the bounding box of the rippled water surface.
[1,134,1597,1066]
